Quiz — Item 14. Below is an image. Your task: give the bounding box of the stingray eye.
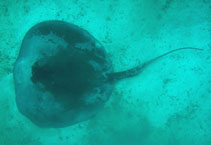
[14,20,113,128]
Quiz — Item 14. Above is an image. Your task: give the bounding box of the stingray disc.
[14,20,113,128]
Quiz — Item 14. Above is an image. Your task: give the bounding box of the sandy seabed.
[0,0,210,145]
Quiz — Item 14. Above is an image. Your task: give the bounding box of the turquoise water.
[0,0,211,145]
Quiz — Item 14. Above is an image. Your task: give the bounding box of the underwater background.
[0,0,211,145]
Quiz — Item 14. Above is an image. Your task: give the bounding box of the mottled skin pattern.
[14,21,113,128]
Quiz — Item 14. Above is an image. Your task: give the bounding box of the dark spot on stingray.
[13,20,202,128]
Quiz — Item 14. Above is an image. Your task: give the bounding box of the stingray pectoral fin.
[107,47,203,83]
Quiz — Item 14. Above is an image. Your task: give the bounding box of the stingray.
[13,20,201,128]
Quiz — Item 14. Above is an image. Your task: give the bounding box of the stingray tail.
[107,47,203,83]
